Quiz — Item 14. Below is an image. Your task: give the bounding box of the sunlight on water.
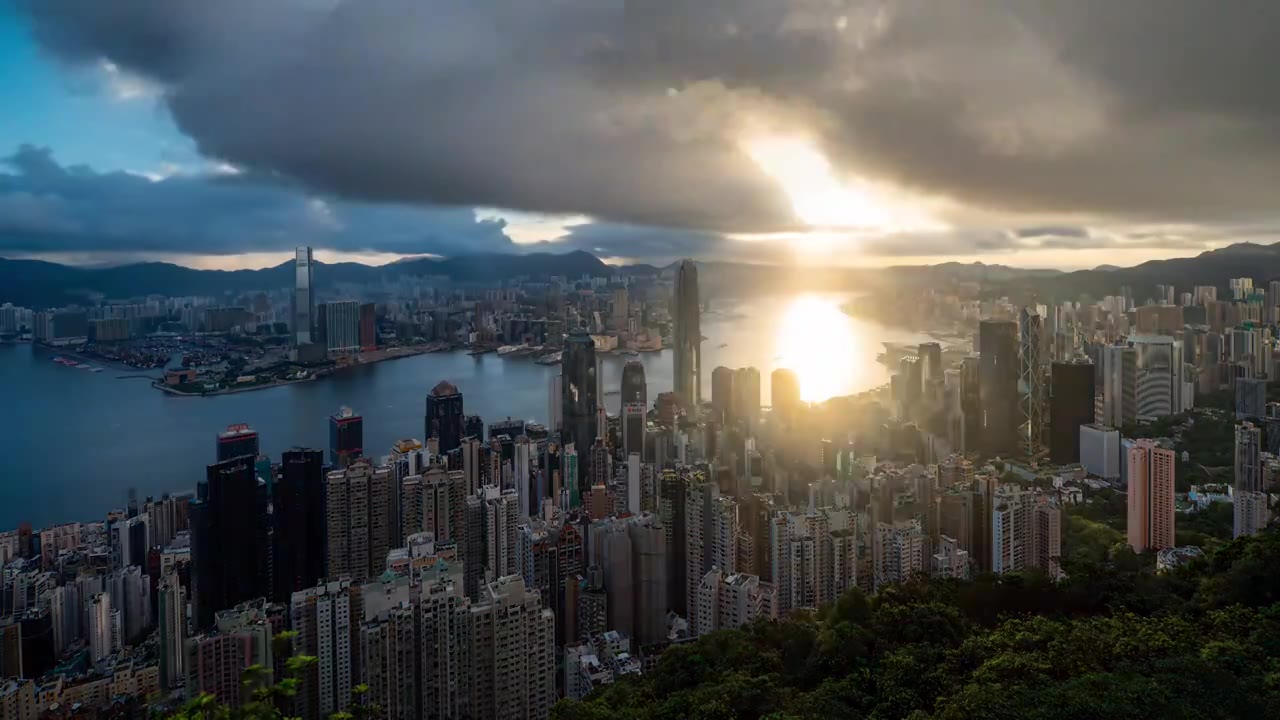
[773,294,863,403]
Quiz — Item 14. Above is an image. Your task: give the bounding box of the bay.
[0,293,928,529]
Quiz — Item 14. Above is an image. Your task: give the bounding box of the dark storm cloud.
[16,0,1280,247]
[0,145,515,256]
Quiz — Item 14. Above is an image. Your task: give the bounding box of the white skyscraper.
[88,593,113,663]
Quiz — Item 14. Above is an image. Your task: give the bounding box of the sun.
[774,295,861,403]
[742,135,944,243]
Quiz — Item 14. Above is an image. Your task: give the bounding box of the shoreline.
[152,342,455,397]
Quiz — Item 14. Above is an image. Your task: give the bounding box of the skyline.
[6,2,1280,270]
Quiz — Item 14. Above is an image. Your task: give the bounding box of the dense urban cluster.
[1,251,1277,720]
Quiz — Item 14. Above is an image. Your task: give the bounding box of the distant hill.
[6,241,1279,308]
[0,250,615,307]
[1001,243,1280,301]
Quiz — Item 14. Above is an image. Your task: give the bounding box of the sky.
[3,1,1279,271]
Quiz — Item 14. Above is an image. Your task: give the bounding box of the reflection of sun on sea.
[775,295,860,403]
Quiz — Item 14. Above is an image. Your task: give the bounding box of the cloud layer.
[12,0,1280,262]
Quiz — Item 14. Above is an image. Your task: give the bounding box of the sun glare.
[743,135,944,243]
[774,295,862,403]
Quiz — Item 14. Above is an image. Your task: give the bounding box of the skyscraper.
[673,259,701,407]
[191,456,269,629]
[157,576,186,691]
[622,403,646,460]
[467,576,556,720]
[1126,439,1176,552]
[293,246,314,347]
[711,366,735,424]
[425,381,464,455]
[621,359,647,408]
[1049,360,1096,464]
[272,449,326,601]
[1018,308,1046,459]
[771,368,801,420]
[1131,335,1185,420]
[1233,422,1269,538]
[324,462,393,582]
[1101,344,1138,427]
[979,319,1019,456]
[290,580,363,720]
[329,407,363,469]
[216,424,259,463]
[733,367,762,428]
[562,329,599,480]
[324,301,361,353]
[358,302,376,351]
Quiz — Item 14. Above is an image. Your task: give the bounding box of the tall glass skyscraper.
[293,246,315,346]
[562,329,598,481]
[621,359,647,408]
[673,259,701,407]
[425,381,465,455]
[979,319,1020,457]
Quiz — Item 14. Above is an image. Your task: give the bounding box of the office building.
[771,368,801,421]
[1236,377,1267,420]
[322,300,360,353]
[324,462,393,582]
[734,367,762,427]
[1019,309,1046,459]
[358,302,376,350]
[291,581,363,720]
[1079,424,1120,480]
[673,259,702,408]
[273,449,326,601]
[919,342,944,384]
[158,577,186,691]
[562,329,599,479]
[711,366,735,424]
[1100,345,1137,428]
[425,381,464,456]
[191,456,269,629]
[1126,439,1176,552]
[215,424,259,463]
[548,375,564,432]
[329,407,363,469]
[622,403,645,460]
[979,319,1019,456]
[1234,422,1270,538]
[621,360,647,408]
[292,246,315,347]
[1050,360,1096,464]
[1131,335,1185,420]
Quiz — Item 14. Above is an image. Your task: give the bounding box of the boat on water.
[535,351,562,365]
[76,364,91,369]
[496,344,527,356]
[90,367,104,373]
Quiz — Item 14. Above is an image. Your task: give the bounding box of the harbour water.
[0,293,928,528]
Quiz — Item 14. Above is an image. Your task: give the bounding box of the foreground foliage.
[554,529,1280,720]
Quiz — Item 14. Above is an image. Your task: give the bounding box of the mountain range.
[4,242,1280,308]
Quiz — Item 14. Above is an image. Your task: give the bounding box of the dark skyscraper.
[191,456,268,629]
[1050,360,1096,464]
[771,368,801,420]
[464,414,485,441]
[673,259,701,407]
[563,329,599,479]
[425,381,464,455]
[329,407,363,469]
[272,448,326,601]
[979,319,1020,457]
[919,342,944,384]
[621,360,647,408]
[960,355,981,453]
[711,366,735,424]
[216,424,259,462]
